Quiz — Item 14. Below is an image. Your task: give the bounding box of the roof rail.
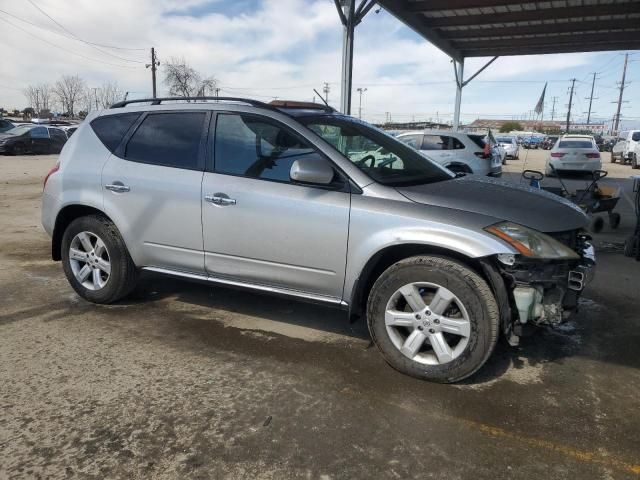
[110,96,274,109]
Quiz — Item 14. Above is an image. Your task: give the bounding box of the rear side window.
[467,135,486,149]
[558,140,594,149]
[125,112,206,170]
[49,128,67,142]
[91,113,141,152]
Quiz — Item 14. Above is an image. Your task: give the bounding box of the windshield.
[300,116,452,186]
[6,125,34,136]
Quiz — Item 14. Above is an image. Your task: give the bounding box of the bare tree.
[163,57,217,98]
[22,83,53,114]
[96,81,125,108]
[53,75,86,117]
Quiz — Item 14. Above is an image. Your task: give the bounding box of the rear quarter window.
[90,112,141,152]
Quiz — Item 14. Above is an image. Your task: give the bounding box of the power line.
[0,8,146,64]
[24,0,145,63]
[25,0,146,52]
[0,16,139,70]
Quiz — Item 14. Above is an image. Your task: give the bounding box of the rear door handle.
[105,183,130,193]
[205,194,236,206]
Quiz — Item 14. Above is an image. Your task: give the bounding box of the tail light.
[550,152,566,158]
[586,153,600,158]
[43,161,60,190]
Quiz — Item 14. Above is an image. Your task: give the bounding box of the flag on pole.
[534,82,547,115]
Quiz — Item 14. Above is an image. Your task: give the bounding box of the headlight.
[485,221,580,259]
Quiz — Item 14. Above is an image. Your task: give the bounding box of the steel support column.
[452,59,464,131]
[339,0,356,114]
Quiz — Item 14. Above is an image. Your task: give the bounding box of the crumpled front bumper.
[502,242,596,328]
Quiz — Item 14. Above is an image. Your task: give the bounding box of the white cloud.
[0,0,635,126]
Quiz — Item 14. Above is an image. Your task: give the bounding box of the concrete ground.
[1,151,639,479]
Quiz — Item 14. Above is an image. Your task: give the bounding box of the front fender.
[343,193,515,304]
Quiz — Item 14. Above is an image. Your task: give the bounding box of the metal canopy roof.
[377,0,640,61]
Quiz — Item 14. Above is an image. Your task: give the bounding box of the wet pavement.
[1,152,639,479]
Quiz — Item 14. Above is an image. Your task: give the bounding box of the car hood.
[0,132,17,139]
[396,175,588,233]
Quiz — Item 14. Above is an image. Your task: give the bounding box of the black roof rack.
[110,96,336,114]
[110,96,274,109]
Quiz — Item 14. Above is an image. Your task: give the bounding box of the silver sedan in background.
[496,136,519,160]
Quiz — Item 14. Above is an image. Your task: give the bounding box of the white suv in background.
[546,135,602,176]
[397,130,502,177]
[612,130,640,165]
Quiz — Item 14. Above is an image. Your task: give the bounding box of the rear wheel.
[61,215,138,304]
[632,154,639,169]
[367,255,499,383]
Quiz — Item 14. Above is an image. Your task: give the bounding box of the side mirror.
[290,157,334,185]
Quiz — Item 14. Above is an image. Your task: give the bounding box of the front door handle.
[205,193,236,206]
[105,182,130,193]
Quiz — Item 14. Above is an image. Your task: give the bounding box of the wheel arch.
[348,243,512,338]
[348,243,491,319]
[52,205,114,261]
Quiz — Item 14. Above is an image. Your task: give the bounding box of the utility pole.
[566,78,576,133]
[92,87,98,110]
[323,82,330,104]
[613,53,629,134]
[585,72,598,124]
[356,87,367,119]
[550,96,558,121]
[146,47,160,98]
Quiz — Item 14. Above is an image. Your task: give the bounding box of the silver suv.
[42,97,595,383]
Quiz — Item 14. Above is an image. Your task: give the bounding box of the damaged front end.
[483,223,595,346]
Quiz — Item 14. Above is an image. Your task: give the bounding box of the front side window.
[125,112,205,169]
[632,132,640,141]
[398,134,422,149]
[30,126,49,138]
[301,116,452,187]
[214,113,322,183]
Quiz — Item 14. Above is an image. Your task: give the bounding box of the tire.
[11,142,26,155]
[61,215,138,304]
[609,212,621,229]
[624,237,636,258]
[366,255,499,383]
[632,154,639,169]
[589,216,604,233]
[611,154,616,164]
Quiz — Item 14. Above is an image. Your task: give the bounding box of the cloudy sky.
[0,0,638,127]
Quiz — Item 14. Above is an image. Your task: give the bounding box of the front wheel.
[61,215,138,304]
[366,255,499,383]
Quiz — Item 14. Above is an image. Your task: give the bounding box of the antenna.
[314,89,330,107]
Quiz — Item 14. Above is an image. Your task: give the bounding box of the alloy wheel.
[384,282,471,365]
[68,231,111,290]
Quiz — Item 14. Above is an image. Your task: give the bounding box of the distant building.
[376,120,451,132]
[465,119,607,135]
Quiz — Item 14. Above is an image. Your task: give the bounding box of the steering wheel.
[378,157,398,169]
[355,154,376,168]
